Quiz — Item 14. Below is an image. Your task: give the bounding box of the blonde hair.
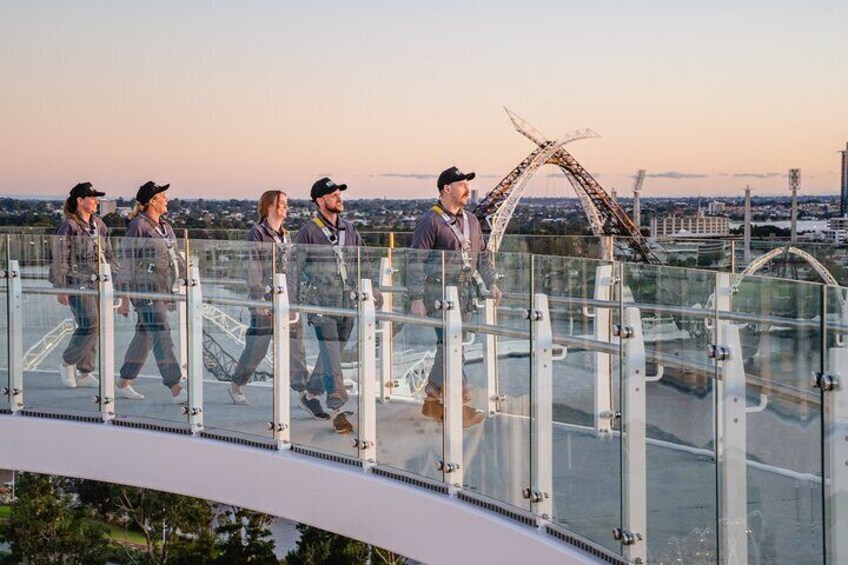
[127,202,146,220]
[257,190,287,221]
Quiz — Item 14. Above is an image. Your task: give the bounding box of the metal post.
[97,260,115,420]
[177,255,188,381]
[714,271,748,564]
[272,272,291,447]
[528,293,553,518]
[824,287,848,564]
[730,240,736,274]
[377,257,394,402]
[620,306,647,563]
[357,278,377,463]
[185,263,203,432]
[6,259,22,412]
[594,264,614,435]
[483,298,499,416]
[441,285,464,487]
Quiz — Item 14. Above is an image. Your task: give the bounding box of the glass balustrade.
[0,232,843,564]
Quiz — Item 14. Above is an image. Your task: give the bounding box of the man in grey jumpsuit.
[408,166,502,427]
[295,177,378,434]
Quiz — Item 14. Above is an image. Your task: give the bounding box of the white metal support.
[824,288,848,564]
[620,306,647,563]
[377,257,394,402]
[272,273,291,447]
[185,263,204,432]
[716,326,748,564]
[177,252,188,381]
[441,285,464,487]
[483,298,499,416]
[529,293,553,518]
[357,278,377,463]
[6,260,22,412]
[594,264,614,434]
[97,261,115,420]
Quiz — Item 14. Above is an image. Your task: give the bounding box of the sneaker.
[332,411,354,434]
[76,373,100,388]
[116,385,145,400]
[60,363,77,388]
[299,392,330,420]
[228,386,249,406]
[171,387,188,405]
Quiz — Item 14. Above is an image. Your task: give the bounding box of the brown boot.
[462,405,486,428]
[421,398,444,422]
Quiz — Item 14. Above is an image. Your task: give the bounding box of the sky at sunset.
[1,1,846,201]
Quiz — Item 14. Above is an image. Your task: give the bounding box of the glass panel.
[624,262,718,562]
[375,247,445,483]
[725,274,823,563]
[535,254,621,552]
[12,234,102,418]
[110,231,189,429]
[289,243,359,456]
[191,238,276,443]
[459,249,531,509]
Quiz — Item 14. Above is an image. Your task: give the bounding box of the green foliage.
[285,524,369,565]
[213,507,277,564]
[0,473,112,564]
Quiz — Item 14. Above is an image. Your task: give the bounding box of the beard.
[326,202,344,214]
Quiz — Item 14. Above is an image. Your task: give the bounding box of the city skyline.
[1,1,846,201]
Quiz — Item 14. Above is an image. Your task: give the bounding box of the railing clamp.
[91,396,113,406]
[437,461,461,473]
[267,422,287,432]
[180,406,202,416]
[0,387,19,396]
[612,324,634,339]
[612,527,643,546]
[599,410,621,420]
[490,393,507,403]
[522,487,549,503]
[353,438,374,449]
[434,300,453,311]
[813,372,838,392]
[708,344,731,361]
[522,309,543,321]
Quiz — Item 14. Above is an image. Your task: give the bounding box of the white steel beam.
[441,285,464,487]
[483,297,499,416]
[377,257,394,402]
[6,260,22,412]
[594,264,614,435]
[357,278,377,463]
[530,293,553,518]
[825,288,848,564]
[272,273,291,447]
[97,261,115,420]
[185,264,204,432]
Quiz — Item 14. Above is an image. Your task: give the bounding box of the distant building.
[650,213,729,238]
[470,189,479,206]
[707,201,726,215]
[99,199,117,216]
[823,217,848,244]
[841,142,848,217]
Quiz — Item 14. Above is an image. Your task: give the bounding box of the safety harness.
[431,204,487,290]
[140,213,180,291]
[312,215,348,286]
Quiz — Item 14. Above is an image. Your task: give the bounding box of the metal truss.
[474,108,659,264]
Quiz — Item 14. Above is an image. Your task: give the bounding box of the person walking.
[408,166,502,427]
[115,181,186,403]
[228,190,309,405]
[294,177,380,433]
[50,182,119,389]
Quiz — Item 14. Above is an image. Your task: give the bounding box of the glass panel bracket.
[96,261,115,420]
[527,293,553,519]
[271,273,291,448]
[355,279,377,463]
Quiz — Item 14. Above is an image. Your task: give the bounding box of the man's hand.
[410,298,426,317]
[489,284,503,306]
[57,295,69,306]
[117,298,130,318]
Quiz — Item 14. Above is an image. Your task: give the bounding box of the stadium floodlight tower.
[632,169,646,229]
[474,108,659,264]
[789,168,800,243]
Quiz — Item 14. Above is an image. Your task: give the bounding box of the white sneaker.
[116,385,145,400]
[59,364,77,388]
[228,386,249,406]
[171,387,188,405]
[76,374,100,388]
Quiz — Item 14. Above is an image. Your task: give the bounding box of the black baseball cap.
[310,177,347,201]
[136,181,170,205]
[437,166,475,190]
[69,182,105,199]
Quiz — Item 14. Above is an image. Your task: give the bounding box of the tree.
[285,524,369,565]
[0,473,111,564]
[213,507,277,564]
